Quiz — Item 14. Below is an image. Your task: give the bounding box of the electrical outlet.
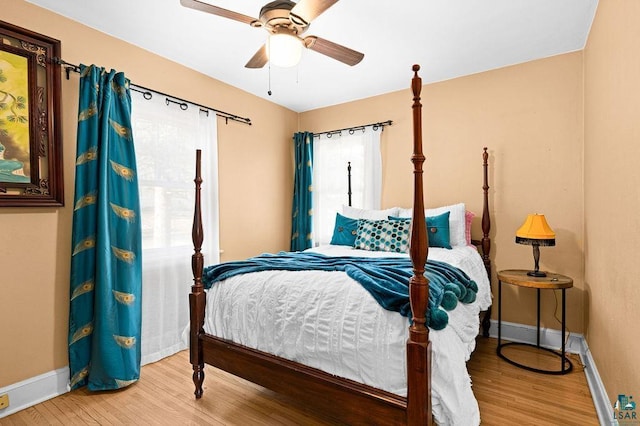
[0,393,9,409]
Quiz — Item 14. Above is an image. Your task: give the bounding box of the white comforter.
[202,245,492,425]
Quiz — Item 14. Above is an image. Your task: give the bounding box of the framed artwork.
[0,20,63,207]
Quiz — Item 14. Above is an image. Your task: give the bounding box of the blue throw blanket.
[202,252,478,330]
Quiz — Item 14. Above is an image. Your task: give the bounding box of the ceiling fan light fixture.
[267,33,302,67]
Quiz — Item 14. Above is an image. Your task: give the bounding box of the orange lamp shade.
[515,214,555,246]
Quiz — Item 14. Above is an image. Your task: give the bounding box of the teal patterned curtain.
[290,131,314,251]
[68,65,142,391]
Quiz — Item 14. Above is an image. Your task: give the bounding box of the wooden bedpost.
[190,149,206,398]
[406,64,432,426]
[480,147,492,337]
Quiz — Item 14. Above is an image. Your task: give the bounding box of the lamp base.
[527,270,547,278]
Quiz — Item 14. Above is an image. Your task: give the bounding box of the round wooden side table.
[497,269,573,375]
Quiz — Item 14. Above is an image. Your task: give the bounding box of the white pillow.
[342,205,400,220]
[397,203,466,247]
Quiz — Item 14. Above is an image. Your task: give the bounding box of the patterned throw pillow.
[354,219,411,253]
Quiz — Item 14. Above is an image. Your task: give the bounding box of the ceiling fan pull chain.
[268,41,273,96]
[268,61,273,96]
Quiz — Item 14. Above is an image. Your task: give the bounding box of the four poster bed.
[188,65,492,425]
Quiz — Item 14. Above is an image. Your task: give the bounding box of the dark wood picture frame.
[0,20,63,207]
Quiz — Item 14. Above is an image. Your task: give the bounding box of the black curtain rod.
[313,120,392,138]
[52,58,251,126]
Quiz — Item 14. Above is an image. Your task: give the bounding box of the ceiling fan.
[180,0,364,68]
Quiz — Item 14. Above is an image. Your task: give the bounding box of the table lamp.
[515,214,555,277]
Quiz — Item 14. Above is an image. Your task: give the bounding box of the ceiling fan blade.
[180,0,259,26]
[303,36,364,66]
[290,0,339,25]
[245,45,268,68]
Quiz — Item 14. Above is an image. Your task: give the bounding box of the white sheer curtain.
[312,128,382,245]
[131,91,220,365]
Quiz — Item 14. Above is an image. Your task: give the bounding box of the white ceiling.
[27,0,598,113]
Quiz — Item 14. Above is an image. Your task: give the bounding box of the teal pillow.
[389,211,452,249]
[330,213,359,246]
[354,218,411,253]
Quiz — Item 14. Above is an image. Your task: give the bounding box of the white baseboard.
[581,345,614,426]
[0,323,612,424]
[141,342,187,366]
[0,343,187,419]
[487,318,584,353]
[0,366,69,419]
[487,319,611,425]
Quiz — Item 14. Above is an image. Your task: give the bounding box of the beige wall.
[301,53,585,336]
[0,0,297,387]
[584,0,640,404]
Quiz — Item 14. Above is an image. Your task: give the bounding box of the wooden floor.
[2,338,598,425]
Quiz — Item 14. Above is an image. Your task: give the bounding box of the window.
[131,91,219,364]
[312,128,382,245]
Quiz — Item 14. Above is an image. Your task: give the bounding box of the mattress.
[201,245,491,425]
